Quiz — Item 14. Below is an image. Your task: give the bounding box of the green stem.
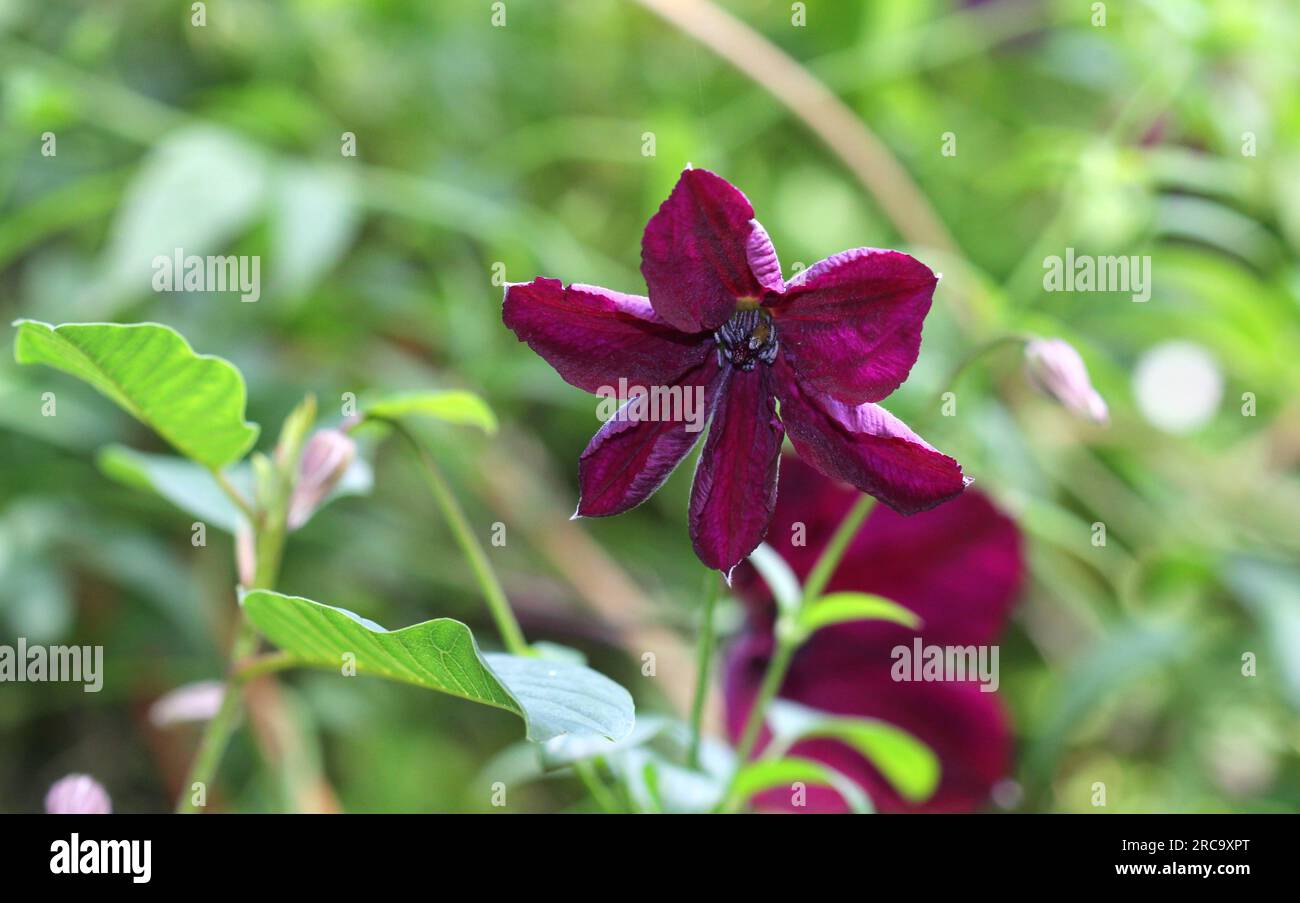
[209,468,256,523]
[574,760,620,814]
[725,493,876,805]
[233,651,303,682]
[173,618,260,814]
[939,333,1031,397]
[731,638,796,767]
[388,420,531,657]
[800,493,876,606]
[175,399,312,814]
[687,569,721,770]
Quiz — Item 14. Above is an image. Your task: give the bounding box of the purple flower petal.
[577,358,725,517]
[503,277,707,394]
[641,168,762,333]
[771,248,937,405]
[725,631,1013,813]
[776,360,966,515]
[688,367,784,574]
[745,219,784,293]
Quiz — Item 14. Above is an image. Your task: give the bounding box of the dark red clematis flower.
[503,167,966,573]
[726,456,1024,812]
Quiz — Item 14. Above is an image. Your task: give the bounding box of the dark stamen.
[714,308,778,371]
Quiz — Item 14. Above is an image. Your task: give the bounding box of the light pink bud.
[1024,338,1109,425]
[287,429,356,530]
[235,525,257,586]
[149,680,225,727]
[45,774,112,814]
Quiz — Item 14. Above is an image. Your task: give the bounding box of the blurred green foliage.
[1,0,1298,813]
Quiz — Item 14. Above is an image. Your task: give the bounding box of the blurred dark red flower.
[725,455,1024,812]
[503,167,966,575]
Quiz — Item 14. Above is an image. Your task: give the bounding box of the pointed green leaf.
[725,757,872,813]
[13,321,258,468]
[98,444,248,532]
[365,390,498,434]
[241,590,634,743]
[746,543,802,618]
[798,591,920,636]
[768,700,940,803]
[97,443,372,533]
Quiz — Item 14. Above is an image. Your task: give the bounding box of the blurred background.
[1,0,1298,813]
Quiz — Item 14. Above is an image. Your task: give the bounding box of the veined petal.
[689,366,784,575]
[746,219,784,293]
[503,277,706,394]
[641,168,762,333]
[776,360,966,515]
[772,248,937,405]
[577,358,725,517]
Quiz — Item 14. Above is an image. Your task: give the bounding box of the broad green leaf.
[768,701,940,803]
[99,444,248,531]
[798,591,920,636]
[14,321,258,469]
[1225,556,1300,710]
[241,590,634,743]
[364,390,498,434]
[270,162,359,300]
[97,444,372,533]
[746,543,802,618]
[94,127,267,316]
[724,757,871,814]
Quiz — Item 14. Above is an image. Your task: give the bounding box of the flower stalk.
[382,418,531,658]
[729,493,875,771]
[175,397,315,814]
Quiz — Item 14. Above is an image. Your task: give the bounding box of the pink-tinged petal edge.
[503,277,707,394]
[688,366,784,576]
[641,168,761,333]
[772,248,937,405]
[746,220,784,294]
[576,358,725,517]
[775,359,967,515]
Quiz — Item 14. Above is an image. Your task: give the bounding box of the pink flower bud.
[1024,338,1109,425]
[149,680,225,727]
[45,774,112,814]
[235,525,257,586]
[287,429,356,530]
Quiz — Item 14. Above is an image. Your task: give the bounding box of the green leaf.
[270,162,359,300]
[94,127,267,316]
[365,390,498,434]
[241,590,634,743]
[798,591,920,636]
[746,543,802,619]
[97,443,372,533]
[767,701,940,804]
[14,321,258,469]
[725,757,872,813]
[99,444,248,531]
[1224,555,1300,710]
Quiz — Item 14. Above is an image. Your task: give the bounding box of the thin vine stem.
[728,493,876,784]
[382,419,531,657]
[209,468,256,523]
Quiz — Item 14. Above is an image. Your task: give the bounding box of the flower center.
[714,308,778,371]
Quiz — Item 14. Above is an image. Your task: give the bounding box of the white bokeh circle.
[1132,341,1223,434]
